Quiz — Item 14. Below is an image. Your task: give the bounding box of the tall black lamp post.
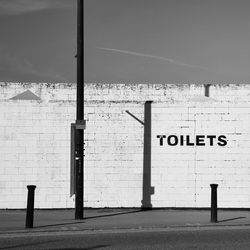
[75,0,84,220]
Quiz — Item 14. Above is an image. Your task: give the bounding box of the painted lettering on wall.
[156,135,227,146]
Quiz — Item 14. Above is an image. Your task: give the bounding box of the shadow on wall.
[126,101,154,210]
[142,101,154,210]
[141,85,211,208]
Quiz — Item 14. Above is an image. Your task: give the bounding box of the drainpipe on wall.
[204,84,211,97]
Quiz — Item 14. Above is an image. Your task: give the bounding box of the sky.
[0,0,76,83]
[1,0,250,83]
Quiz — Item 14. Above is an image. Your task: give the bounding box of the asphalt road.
[0,227,250,250]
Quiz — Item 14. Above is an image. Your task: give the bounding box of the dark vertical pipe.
[141,101,153,210]
[204,84,211,97]
[210,184,218,222]
[75,0,84,220]
[25,185,36,228]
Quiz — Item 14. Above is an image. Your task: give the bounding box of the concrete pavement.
[1,209,250,234]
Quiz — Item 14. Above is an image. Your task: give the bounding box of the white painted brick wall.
[1,82,250,208]
[0,100,76,208]
[152,102,250,208]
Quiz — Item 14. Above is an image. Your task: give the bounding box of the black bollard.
[210,184,218,222]
[25,185,36,228]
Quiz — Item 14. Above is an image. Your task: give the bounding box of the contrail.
[97,47,209,71]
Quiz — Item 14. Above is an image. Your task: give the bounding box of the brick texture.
[1,82,250,208]
[152,103,250,208]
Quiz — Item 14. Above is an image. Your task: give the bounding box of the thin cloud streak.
[0,0,73,16]
[97,47,209,71]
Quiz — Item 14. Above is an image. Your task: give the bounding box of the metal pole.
[25,185,36,228]
[210,184,218,222]
[204,84,211,97]
[75,0,84,220]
